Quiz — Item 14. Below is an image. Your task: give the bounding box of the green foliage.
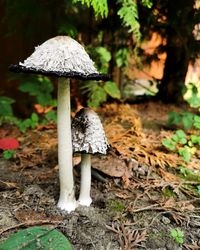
[0,96,15,118]
[18,76,56,107]
[81,81,121,108]
[179,165,200,182]
[0,75,57,132]
[58,23,78,38]
[117,0,141,41]
[168,111,200,130]
[178,166,200,196]
[170,228,184,244]
[15,76,57,131]
[162,129,187,151]
[15,113,39,133]
[44,110,57,123]
[141,0,153,8]
[162,129,198,163]
[190,134,200,145]
[179,165,193,177]
[104,81,121,99]
[0,226,72,250]
[82,82,107,108]
[82,46,121,107]
[115,48,129,68]
[3,150,16,160]
[194,115,200,129]
[197,185,200,195]
[93,46,111,73]
[178,146,192,163]
[183,82,200,108]
[163,110,200,164]
[72,0,108,18]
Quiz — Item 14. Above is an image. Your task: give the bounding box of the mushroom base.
[57,199,78,212]
[79,197,92,207]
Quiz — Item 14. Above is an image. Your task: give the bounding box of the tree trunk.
[157,0,195,103]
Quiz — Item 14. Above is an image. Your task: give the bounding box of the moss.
[107,199,125,213]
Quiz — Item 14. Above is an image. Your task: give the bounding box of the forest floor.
[0,101,200,250]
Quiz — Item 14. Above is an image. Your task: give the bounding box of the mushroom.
[9,36,110,212]
[72,108,109,206]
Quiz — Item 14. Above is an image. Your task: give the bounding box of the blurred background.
[0,0,199,121]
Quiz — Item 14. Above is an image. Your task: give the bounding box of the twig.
[130,203,159,213]
[148,211,169,228]
[105,224,119,234]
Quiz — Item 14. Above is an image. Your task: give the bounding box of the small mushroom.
[9,36,110,212]
[72,108,109,206]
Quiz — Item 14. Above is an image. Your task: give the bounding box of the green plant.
[15,112,39,133]
[81,46,121,107]
[168,111,200,130]
[0,226,72,250]
[179,165,200,182]
[58,23,78,38]
[0,96,15,117]
[117,0,141,41]
[162,129,198,163]
[115,48,129,68]
[93,46,111,73]
[0,76,57,132]
[197,185,200,195]
[163,110,200,163]
[81,81,121,108]
[3,150,16,159]
[0,96,16,125]
[183,82,200,108]
[170,228,184,244]
[162,129,187,151]
[194,115,200,129]
[72,0,108,18]
[17,76,57,131]
[73,0,152,43]
[18,76,56,107]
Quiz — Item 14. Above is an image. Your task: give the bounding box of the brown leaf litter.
[101,103,200,174]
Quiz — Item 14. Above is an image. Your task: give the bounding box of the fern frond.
[141,0,153,8]
[117,0,141,41]
[72,0,108,18]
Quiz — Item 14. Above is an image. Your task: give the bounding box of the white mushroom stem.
[78,153,92,206]
[57,78,77,212]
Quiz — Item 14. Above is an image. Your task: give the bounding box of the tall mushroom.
[9,36,110,212]
[72,108,109,206]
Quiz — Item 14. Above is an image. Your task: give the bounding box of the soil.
[0,102,200,250]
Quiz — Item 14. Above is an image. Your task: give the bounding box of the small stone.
[161,216,171,225]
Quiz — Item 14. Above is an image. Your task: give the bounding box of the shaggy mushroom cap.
[72,108,109,154]
[9,36,110,81]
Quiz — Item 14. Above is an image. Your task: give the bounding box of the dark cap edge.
[9,64,111,81]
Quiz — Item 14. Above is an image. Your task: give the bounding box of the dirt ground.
[0,102,200,250]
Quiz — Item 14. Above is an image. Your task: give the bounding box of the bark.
[157,0,195,103]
